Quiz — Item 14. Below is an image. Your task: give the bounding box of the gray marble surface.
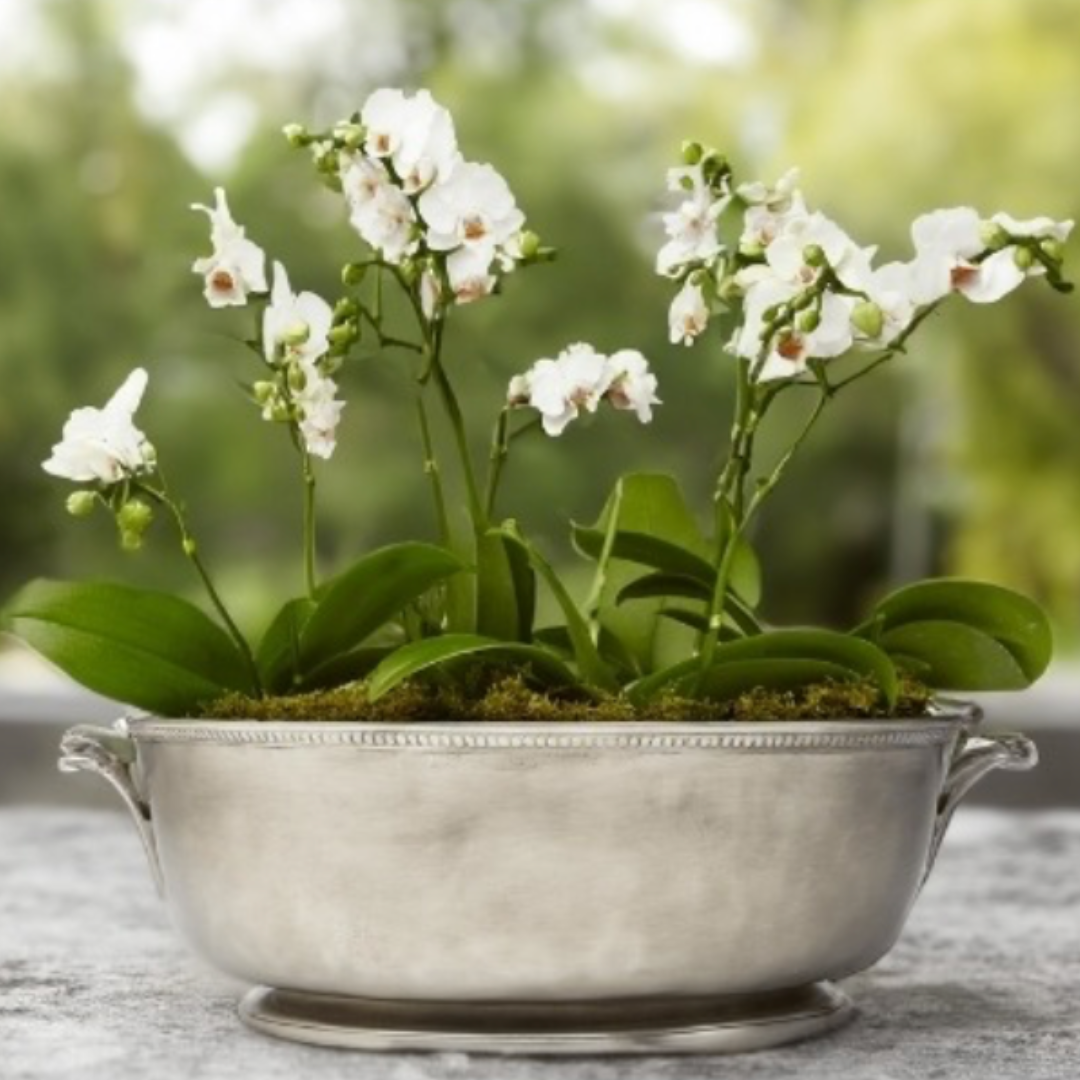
[2,807,1079,1080]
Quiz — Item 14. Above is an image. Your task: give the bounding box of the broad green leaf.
[498,524,618,692]
[860,579,1051,684]
[691,658,858,704]
[299,543,465,671]
[476,530,535,643]
[572,527,715,586]
[534,624,640,677]
[256,597,316,694]
[628,629,897,708]
[4,579,253,714]
[617,576,762,636]
[300,646,395,690]
[579,473,711,675]
[366,634,580,702]
[879,620,1030,690]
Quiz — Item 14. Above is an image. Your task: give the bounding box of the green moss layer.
[199,675,934,723]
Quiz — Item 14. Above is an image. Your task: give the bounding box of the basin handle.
[924,731,1038,881]
[59,720,164,896]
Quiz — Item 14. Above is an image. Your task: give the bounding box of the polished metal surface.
[59,705,1037,1055]
[238,982,854,1055]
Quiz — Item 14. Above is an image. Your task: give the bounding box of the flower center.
[463,216,488,241]
[777,332,805,361]
[210,269,236,292]
[950,263,979,290]
[373,133,391,154]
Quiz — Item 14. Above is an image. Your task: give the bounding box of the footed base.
[238,982,854,1055]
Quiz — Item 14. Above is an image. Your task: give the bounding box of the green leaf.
[534,624,640,677]
[497,524,618,692]
[617,572,710,604]
[628,629,897,708]
[572,527,715,586]
[366,634,580,702]
[299,646,395,690]
[299,543,465,672]
[475,530,535,643]
[4,579,253,714]
[878,620,1030,690]
[859,579,1051,685]
[256,597,316,694]
[578,472,712,674]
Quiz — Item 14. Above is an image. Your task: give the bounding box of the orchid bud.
[738,239,765,259]
[1041,238,1065,263]
[333,297,359,322]
[279,321,311,347]
[803,244,827,268]
[287,362,307,393]
[852,300,885,339]
[332,121,364,149]
[979,221,1009,250]
[398,258,420,285]
[118,498,153,535]
[282,123,310,147]
[66,491,97,518]
[328,322,358,348]
[681,141,704,166]
[270,400,292,423]
[518,230,541,260]
[342,262,368,286]
[120,530,143,552]
[253,380,276,405]
[797,309,821,333]
[717,276,742,304]
[1013,246,1035,271]
[182,537,198,557]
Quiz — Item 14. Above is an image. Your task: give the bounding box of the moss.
[199,674,934,723]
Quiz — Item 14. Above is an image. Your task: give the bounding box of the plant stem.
[301,446,318,599]
[145,486,263,695]
[416,394,452,547]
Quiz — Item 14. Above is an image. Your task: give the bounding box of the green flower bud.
[342,262,368,287]
[803,244,827,268]
[797,308,821,333]
[253,380,277,405]
[700,151,729,183]
[287,362,307,393]
[717,276,742,304]
[979,221,1009,250]
[321,353,344,376]
[117,498,153,535]
[333,297,360,322]
[851,300,885,339]
[66,491,97,518]
[332,121,364,149]
[270,400,293,424]
[120,530,143,552]
[319,172,343,194]
[518,230,541,260]
[328,322,358,348]
[762,302,786,325]
[1040,238,1065,263]
[1013,246,1035,271]
[182,537,197,557]
[681,140,704,166]
[738,240,764,259]
[282,123,310,147]
[279,321,311,347]
[398,258,419,285]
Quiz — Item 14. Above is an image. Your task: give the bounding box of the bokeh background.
[2,0,1079,656]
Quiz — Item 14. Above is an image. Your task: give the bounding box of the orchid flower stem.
[144,485,263,696]
[301,447,318,599]
[416,394,452,547]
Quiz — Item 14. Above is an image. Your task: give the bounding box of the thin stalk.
[485,408,511,521]
[416,394,452,547]
[144,486,263,695]
[301,446,317,599]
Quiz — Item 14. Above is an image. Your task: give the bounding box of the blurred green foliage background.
[2,0,1078,648]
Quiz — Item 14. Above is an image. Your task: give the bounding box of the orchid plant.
[3,90,1072,718]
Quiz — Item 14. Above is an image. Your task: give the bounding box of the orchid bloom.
[43,368,156,484]
[294,368,345,460]
[360,88,460,194]
[191,188,267,308]
[656,164,727,277]
[669,280,710,345]
[262,262,334,367]
[342,156,419,265]
[508,343,660,436]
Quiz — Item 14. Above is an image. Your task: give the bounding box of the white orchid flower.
[419,161,525,256]
[905,207,1030,306]
[765,211,876,292]
[605,349,661,423]
[262,262,333,367]
[854,260,917,345]
[737,168,807,253]
[727,274,799,360]
[989,212,1074,243]
[43,368,156,484]
[668,280,710,345]
[656,166,728,277]
[294,366,345,460]
[510,343,613,437]
[756,292,855,383]
[347,180,418,265]
[361,88,460,194]
[445,245,497,305]
[736,166,802,209]
[191,188,267,308]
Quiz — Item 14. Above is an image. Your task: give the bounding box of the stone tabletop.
[2,807,1079,1080]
